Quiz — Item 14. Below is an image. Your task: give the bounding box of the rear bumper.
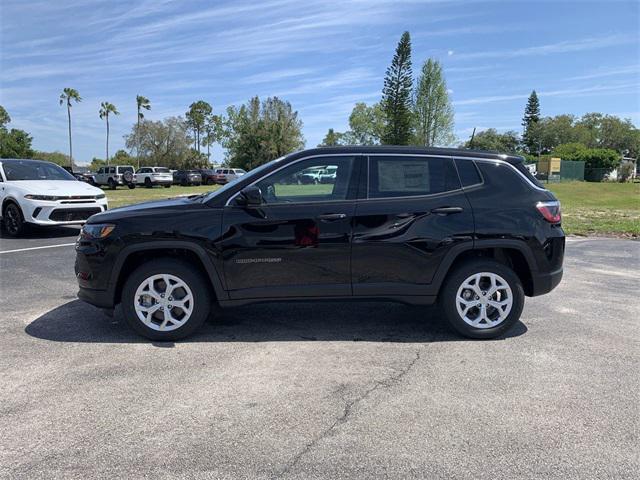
[530,267,563,297]
[78,286,114,309]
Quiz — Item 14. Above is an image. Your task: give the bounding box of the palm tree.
[136,95,151,168]
[99,102,119,165]
[59,88,82,169]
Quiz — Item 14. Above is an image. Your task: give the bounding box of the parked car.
[135,167,173,188]
[76,146,564,341]
[0,158,108,236]
[94,165,136,190]
[214,168,246,184]
[196,169,217,185]
[299,167,324,184]
[318,166,338,184]
[173,170,202,186]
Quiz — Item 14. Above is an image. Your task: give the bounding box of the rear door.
[352,155,473,296]
[220,155,363,299]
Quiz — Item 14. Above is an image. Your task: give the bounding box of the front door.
[351,155,474,296]
[220,155,362,300]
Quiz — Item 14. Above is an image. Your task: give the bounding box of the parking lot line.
[0,243,76,254]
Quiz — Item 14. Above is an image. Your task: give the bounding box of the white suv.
[94,165,137,189]
[0,159,108,236]
[214,168,246,184]
[135,167,173,188]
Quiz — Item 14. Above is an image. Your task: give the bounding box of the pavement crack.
[274,349,422,478]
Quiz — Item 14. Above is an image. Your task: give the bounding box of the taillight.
[536,201,561,223]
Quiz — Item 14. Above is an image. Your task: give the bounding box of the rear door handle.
[318,213,347,222]
[431,206,463,215]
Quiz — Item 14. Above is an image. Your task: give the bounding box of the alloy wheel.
[134,274,194,332]
[4,205,20,235]
[455,272,513,329]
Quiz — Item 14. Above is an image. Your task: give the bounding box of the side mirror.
[235,185,262,207]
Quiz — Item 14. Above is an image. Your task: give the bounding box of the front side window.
[255,156,356,205]
[368,156,459,199]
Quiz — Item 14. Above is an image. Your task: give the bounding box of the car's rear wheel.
[440,259,524,339]
[2,202,27,237]
[144,177,153,188]
[121,259,212,341]
[164,184,171,188]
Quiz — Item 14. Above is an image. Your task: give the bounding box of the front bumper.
[23,199,108,226]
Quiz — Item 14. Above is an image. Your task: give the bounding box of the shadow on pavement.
[25,299,527,344]
[0,225,81,240]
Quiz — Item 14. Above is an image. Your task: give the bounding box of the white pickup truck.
[135,167,173,188]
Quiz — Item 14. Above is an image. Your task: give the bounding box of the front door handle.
[431,206,463,215]
[318,213,347,222]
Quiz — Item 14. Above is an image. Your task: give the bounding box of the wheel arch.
[431,240,537,297]
[110,242,227,305]
[1,196,23,217]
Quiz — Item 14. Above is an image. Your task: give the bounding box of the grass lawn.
[104,181,639,237]
[547,182,639,237]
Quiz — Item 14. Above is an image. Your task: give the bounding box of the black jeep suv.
[75,147,564,341]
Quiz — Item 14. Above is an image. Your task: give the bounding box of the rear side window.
[368,156,460,199]
[514,162,545,188]
[454,159,482,187]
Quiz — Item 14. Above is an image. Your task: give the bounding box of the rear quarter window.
[514,162,545,188]
[454,159,482,187]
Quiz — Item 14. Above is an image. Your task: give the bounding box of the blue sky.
[1,0,638,165]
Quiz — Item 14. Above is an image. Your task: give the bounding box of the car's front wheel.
[121,259,212,341]
[2,202,27,237]
[440,259,524,339]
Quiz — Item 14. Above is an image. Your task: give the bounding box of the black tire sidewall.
[441,259,524,339]
[121,259,211,341]
[3,203,26,236]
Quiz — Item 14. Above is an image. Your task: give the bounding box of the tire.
[440,259,524,339]
[164,184,171,188]
[144,177,153,188]
[108,178,117,190]
[128,183,136,189]
[206,178,214,185]
[181,179,188,187]
[2,202,27,237]
[121,258,212,341]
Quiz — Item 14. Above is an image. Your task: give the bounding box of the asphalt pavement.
[0,231,638,479]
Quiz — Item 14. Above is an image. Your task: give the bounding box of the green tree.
[348,102,385,145]
[0,105,10,128]
[413,58,454,146]
[59,88,82,168]
[221,96,304,170]
[135,95,151,168]
[462,128,520,153]
[576,113,640,156]
[185,100,212,154]
[318,128,345,146]
[124,116,194,168]
[33,150,69,166]
[381,31,413,145]
[0,129,34,158]
[521,90,540,154]
[0,106,34,158]
[202,113,221,165]
[99,102,119,164]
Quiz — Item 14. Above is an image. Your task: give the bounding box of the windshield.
[1,160,76,181]
[203,156,288,201]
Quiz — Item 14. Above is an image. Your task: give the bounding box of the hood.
[89,195,203,223]
[10,180,105,196]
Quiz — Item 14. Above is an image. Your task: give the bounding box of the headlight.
[81,223,115,239]
[24,194,59,201]
[96,193,106,199]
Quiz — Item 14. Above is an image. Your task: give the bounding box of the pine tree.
[413,59,455,146]
[381,31,413,145]
[522,90,541,153]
